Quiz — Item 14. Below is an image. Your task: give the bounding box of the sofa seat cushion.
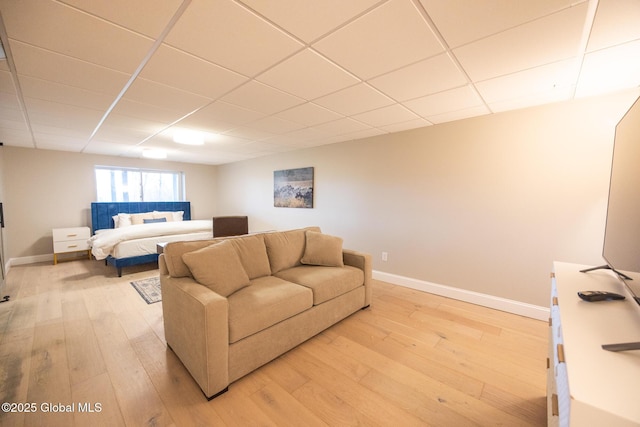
[274,265,364,305]
[228,276,313,344]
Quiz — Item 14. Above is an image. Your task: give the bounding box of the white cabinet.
[548,262,640,426]
[52,227,91,264]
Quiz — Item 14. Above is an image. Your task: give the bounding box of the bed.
[89,202,212,276]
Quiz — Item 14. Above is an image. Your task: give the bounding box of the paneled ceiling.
[0,0,639,165]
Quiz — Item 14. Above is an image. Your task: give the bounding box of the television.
[582,96,640,351]
[583,96,640,298]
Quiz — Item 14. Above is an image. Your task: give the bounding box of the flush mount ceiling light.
[142,149,167,159]
[173,129,205,145]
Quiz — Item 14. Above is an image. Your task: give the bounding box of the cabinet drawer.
[54,239,90,254]
[53,227,90,242]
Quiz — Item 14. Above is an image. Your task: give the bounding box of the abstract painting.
[274,167,314,208]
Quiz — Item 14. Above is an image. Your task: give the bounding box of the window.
[95,166,185,202]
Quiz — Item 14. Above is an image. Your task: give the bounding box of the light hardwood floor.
[0,259,548,426]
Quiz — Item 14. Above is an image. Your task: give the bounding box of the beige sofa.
[158,227,372,399]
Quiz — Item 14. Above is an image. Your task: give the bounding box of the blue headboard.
[90,201,191,233]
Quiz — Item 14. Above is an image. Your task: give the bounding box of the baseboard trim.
[8,254,53,269]
[373,270,549,321]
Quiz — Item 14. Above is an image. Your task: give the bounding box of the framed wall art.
[274,167,314,208]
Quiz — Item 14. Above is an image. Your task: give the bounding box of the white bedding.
[89,220,212,260]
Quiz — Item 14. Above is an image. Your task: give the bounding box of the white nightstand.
[52,227,91,264]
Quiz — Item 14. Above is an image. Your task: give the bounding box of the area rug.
[130,276,161,304]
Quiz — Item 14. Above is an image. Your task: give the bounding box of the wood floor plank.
[0,261,547,426]
[71,372,126,427]
[90,311,174,426]
[284,344,427,426]
[26,322,73,427]
[249,381,328,427]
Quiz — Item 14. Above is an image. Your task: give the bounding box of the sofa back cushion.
[182,240,250,297]
[229,234,271,279]
[263,227,321,274]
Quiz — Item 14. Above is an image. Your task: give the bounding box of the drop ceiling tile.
[110,99,187,125]
[239,0,381,43]
[427,105,490,124]
[257,49,359,101]
[33,132,86,151]
[140,44,248,100]
[267,127,331,146]
[313,117,371,135]
[352,103,420,127]
[146,129,248,150]
[0,128,33,147]
[123,77,213,115]
[92,114,167,145]
[2,0,153,73]
[476,59,578,105]
[576,39,640,98]
[165,0,303,76]
[404,85,483,118]
[59,0,184,38]
[420,0,576,48]
[275,102,343,126]
[82,139,139,156]
[313,83,395,116]
[10,41,130,96]
[314,0,444,80]
[369,53,467,101]
[221,81,305,115]
[486,87,574,114]
[0,104,25,124]
[178,101,264,133]
[587,0,640,51]
[239,140,300,154]
[31,122,92,140]
[23,97,102,132]
[222,127,275,141]
[19,76,114,110]
[335,127,386,142]
[453,3,588,82]
[380,118,432,133]
[0,70,16,94]
[243,116,306,135]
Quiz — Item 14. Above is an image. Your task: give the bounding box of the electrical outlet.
[382,251,388,262]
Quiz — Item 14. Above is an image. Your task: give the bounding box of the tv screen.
[601,96,640,290]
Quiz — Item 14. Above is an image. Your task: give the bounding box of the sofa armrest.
[343,249,373,307]
[160,274,230,398]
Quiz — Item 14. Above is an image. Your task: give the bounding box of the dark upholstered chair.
[212,216,248,237]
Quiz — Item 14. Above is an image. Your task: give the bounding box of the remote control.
[577,290,626,302]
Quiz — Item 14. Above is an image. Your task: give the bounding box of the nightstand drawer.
[53,227,91,242]
[54,239,90,253]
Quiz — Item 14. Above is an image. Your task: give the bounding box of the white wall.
[215,90,640,308]
[3,147,217,261]
[0,146,6,294]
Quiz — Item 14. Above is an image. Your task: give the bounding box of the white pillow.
[113,213,132,228]
[153,211,174,222]
[152,211,184,222]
